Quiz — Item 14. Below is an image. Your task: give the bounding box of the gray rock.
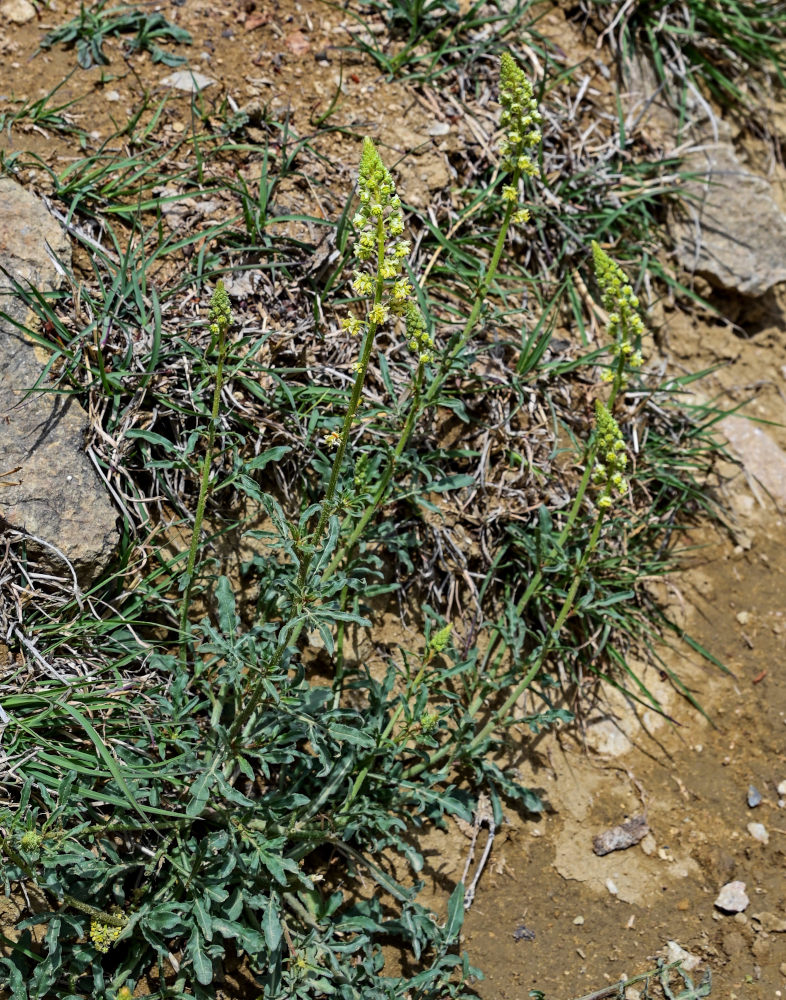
[0,178,118,583]
[623,52,786,296]
[748,784,763,808]
[671,141,786,295]
[720,416,786,511]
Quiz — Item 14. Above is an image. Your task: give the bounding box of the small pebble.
[751,911,786,933]
[605,878,619,896]
[736,611,750,625]
[666,940,702,972]
[747,822,769,844]
[573,915,584,925]
[747,784,762,808]
[715,881,750,913]
[777,780,786,796]
[639,833,656,856]
[104,90,121,102]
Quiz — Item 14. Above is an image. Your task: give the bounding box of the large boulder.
[0,178,118,583]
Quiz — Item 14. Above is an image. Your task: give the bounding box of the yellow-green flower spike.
[343,138,418,336]
[592,400,628,512]
[591,241,644,386]
[207,279,233,350]
[405,302,434,364]
[499,52,542,178]
[90,918,124,953]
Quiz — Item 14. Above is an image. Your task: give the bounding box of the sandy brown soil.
[1,2,786,998]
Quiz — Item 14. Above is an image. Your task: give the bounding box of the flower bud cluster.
[207,280,233,350]
[419,709,439,734]
[591,241,644,382]
[592,400,628,512]
[90,918,124,953]
[498,52,541,225]
[343,138,414,340]
[405,302,434,364]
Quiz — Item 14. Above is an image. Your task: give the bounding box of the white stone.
[105,90,121,102]
[747,822,769,844]
[721,417,786,510]
[606,878,619,896]
[715,881,750,913]
[639,833,656,856]
[159,70,216,93]
[666,941,702,973]
[777,780,786,796]
[0,0,35,24]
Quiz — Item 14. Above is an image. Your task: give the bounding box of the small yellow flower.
[341,315,364,336]
[368,303,389,326]
[352,272,374,296]
[392,279,412,302]
[90,918,124,953]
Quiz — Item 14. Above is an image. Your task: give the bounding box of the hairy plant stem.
[342,653,431,812]
[478,368,623,676]
[178,327,228,668]
[323,361,424,579]
[231,214,387,750]
[297,212,386,591]
[404,511,605,781]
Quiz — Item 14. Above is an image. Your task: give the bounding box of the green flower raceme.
[344,138,414,337]
[498,52,542,225]
[591,241,644,390]
[405,301,434,365]
[592,400,628,512]
[207,279,232,352]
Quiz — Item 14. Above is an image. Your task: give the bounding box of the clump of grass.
[0,43,727,1000]
[584,0,786,108]
[40,1,192,69]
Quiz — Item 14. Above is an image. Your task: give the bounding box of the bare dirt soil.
[1,2,786,998]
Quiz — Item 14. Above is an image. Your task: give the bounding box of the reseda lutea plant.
[0,52,657,1000]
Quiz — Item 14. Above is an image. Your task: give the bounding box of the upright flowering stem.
[406,399,628,780]
[591,240,644,408]
[407,250,647,777]
[478,242,647,678]
[234,140,418,746]
[178,281,232,667]
[327,53,541,575]
[427,51,539,394]
[299,138,417,588]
